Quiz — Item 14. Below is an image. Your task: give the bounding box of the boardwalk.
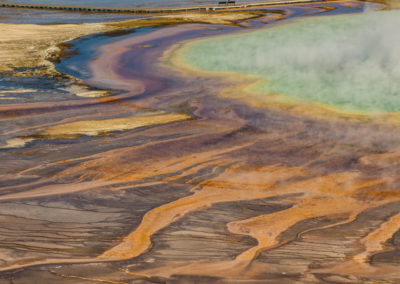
[0,0,329,13]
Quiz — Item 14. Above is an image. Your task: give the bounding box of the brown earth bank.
[1,1,400,283]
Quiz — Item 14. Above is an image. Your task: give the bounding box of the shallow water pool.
[181,10,400,114]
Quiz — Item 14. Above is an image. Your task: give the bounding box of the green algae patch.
[179,10,400,114]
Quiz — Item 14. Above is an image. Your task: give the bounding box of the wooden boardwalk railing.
[0,0,326,14]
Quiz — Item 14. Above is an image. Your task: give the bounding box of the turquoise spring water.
[181,10,400,113]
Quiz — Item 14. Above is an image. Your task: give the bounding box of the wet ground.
[2,1,400,283]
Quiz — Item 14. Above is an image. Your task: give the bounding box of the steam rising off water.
[182,10,400,113]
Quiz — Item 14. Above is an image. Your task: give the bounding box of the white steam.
[184,9,400,113]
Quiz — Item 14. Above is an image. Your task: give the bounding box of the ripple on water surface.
[181,10,400,114]
[0,8,148,24]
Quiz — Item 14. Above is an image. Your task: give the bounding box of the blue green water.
[181,10,400,113]
[56,26,155,80]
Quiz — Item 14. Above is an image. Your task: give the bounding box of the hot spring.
[179,10,400,114]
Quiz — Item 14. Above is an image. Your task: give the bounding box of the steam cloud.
[183,9,400,113]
